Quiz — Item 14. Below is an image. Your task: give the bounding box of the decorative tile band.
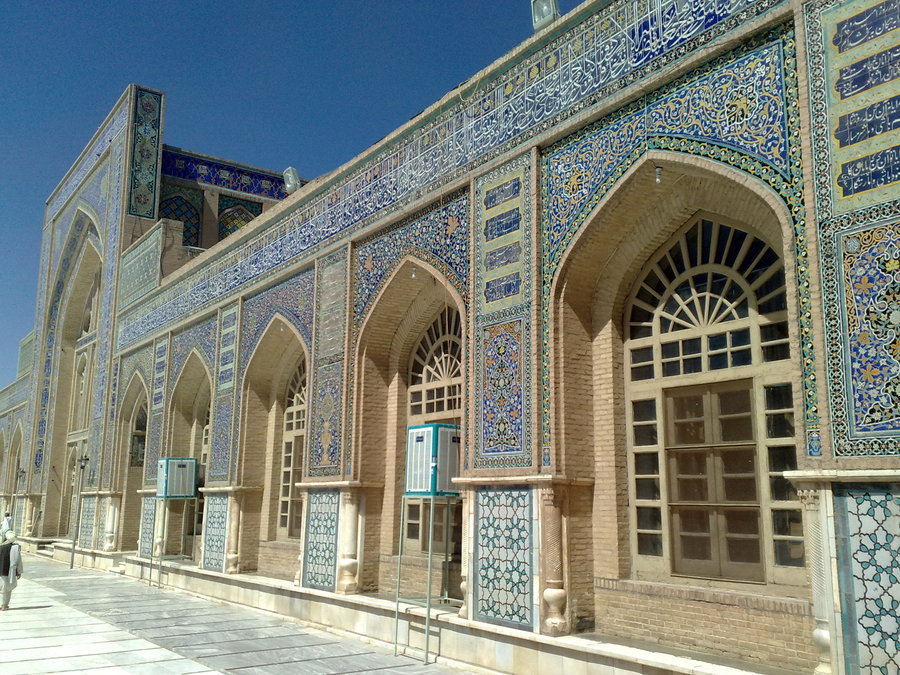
[309,361,342,477]
[127,88,163,219]
[302,489,340,591]
[474,487,533,629]
[161,147,287,201]
[117,0,783,349]
[139,496,155,558]
[834,484,900,674]
[216,305,239,393]
[78,495,96,549]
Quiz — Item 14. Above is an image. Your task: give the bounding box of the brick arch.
[238,314,310,578]
[550,150,805,650]
[352,256,466,593]
[115,372,149,551]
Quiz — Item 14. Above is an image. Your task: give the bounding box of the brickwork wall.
[594,579,817,672]
[257,539,300,580]
[359,486,383,593]
[564,484,595,630]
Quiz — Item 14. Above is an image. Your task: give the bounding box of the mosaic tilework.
[0,375,30,413]
[805,0,900,220]
[145,336,169,484]
[161,147,287,200]
[216,305,239,393]
[211,395,233,481]
[159,181,203,247]
[101,361,119,490]
[116,347,153,422]
[116,0,782,350]
[823,220,900,454]
[168,319,217,399]
[79,495,96,549]
[151,338,169,412]
[218,195,262,240]
[474,487,533,629]
[315,253,348,360]
[309,361,342,477]
[144,413,164,485]
[834,484,900,674]
[540,28,822,456]
[202,493,228,572]
[97,497,108,549]
[138,496,155,558]
[51,170,106,274]
[302,489,339,591]
[352,194,469,326]
[118,227,162,309]
[475,318,532,469]
[128,88,163,219]
[47,98,128,222]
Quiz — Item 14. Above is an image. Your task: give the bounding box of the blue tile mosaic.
[139,496,155,558]
[117,0,781,350]
[218,194,263,240]
[168,319,217,399]
[159,182,203,247]
[474,487,533,629]
[128,88,163,219]
[302,489,340,591]
[309,362,342,477]
[832,0,898,53]
[834,484,900,674]
[161,147,287,200]
[211,394,233,481]
[79,495,96,549]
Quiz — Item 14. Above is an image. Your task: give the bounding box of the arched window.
[281,360,307,538]
[408,307,462,421]
[218,205,256,240]
[405,306,463,555]
[129,403,148,468]
[625,215,803,584]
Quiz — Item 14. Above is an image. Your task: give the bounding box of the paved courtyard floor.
[0,555,478,674]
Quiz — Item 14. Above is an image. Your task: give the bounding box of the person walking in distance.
[0,531,24,610]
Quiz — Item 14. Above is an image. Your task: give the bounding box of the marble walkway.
[0,555,477,674]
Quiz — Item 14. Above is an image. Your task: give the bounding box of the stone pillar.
[540,485,570,636]
[153,499,165,558]
[294,491,307,586]
[103,495,121,551]
[337,489,360,594]
[225,492,242,574]
[798,486,833,675]
[23,496,36,537]
[458,488,472,619]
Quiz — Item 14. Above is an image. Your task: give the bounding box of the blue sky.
[0,0,582,386]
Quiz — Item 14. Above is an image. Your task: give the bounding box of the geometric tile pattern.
[79,495,96,550]
[218,195,262,240]
[212,395,234,481]
[834,484,900,674]
[161,147,287,200]
[302,489,339,591]
[139,496,156,558]
[474,487,533,629]
[127,88,163,219]
[168,319,217,398]
[116,0,778,349]
[216,304,239,393]
[202,493,229,572]
[540,28,823,456]
[159,181,203,247]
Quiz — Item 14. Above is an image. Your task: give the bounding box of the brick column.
[540,485,570,636]
[337,488,360,594]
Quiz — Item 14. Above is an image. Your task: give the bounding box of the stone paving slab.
[1,555,476,674]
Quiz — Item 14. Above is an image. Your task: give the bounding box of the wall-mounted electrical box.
[405,424,460,496]
[156,458,198,499]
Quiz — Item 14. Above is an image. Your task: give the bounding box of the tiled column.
[798,486,833,675]
[539,485,569,636]
[336,489,359,594]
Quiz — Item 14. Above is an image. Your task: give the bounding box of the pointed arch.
[113,372,149,551]
[353,255,467,594]
[550,151,807,635]
[238,314,310,577]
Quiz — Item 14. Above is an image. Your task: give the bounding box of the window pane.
[681,535,712,561]
[636,478,661,500]
[632,364,654,381]
[661,342,679,358]
[637,506,661,530]
[727,538,761,564]
[765,384,793,410]
[632,399,656,422]
[774,540,805,567]
[634,453,659,474]
[638,533,663,556]
[709,333,727,351]
[683,338,701,355]
[731,349,752,366]
[731,328,751,347]
[709,353,728,370]
[634,424,658,446]
[674,421,704,445]
[770,475,798,501]
[763,343,791,362]
[663,361,681,377]
[684,357,702,373]
[719,389,751,414]
[773,509,804,537]
[721,417,754,442]
[673,394,704,419]
[768,446,797,472]
[408,504,420,520]
[725,509,759,535]
[766,413,794,438]
[632,347,653,363]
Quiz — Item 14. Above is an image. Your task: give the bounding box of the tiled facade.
[2,1,899,672]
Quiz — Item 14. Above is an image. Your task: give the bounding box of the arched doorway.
[115,374,149,552]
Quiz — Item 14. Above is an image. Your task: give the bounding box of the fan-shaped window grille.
[624,215,803,585]
[281,360,307,537]
[408,307,462,420]
[218,205,256,240]
[159,195,201,247]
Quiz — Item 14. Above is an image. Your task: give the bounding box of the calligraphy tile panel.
[474,487,534,629]
[117,0,779,350]
[302,489,340,591]
[834,484,900,674]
